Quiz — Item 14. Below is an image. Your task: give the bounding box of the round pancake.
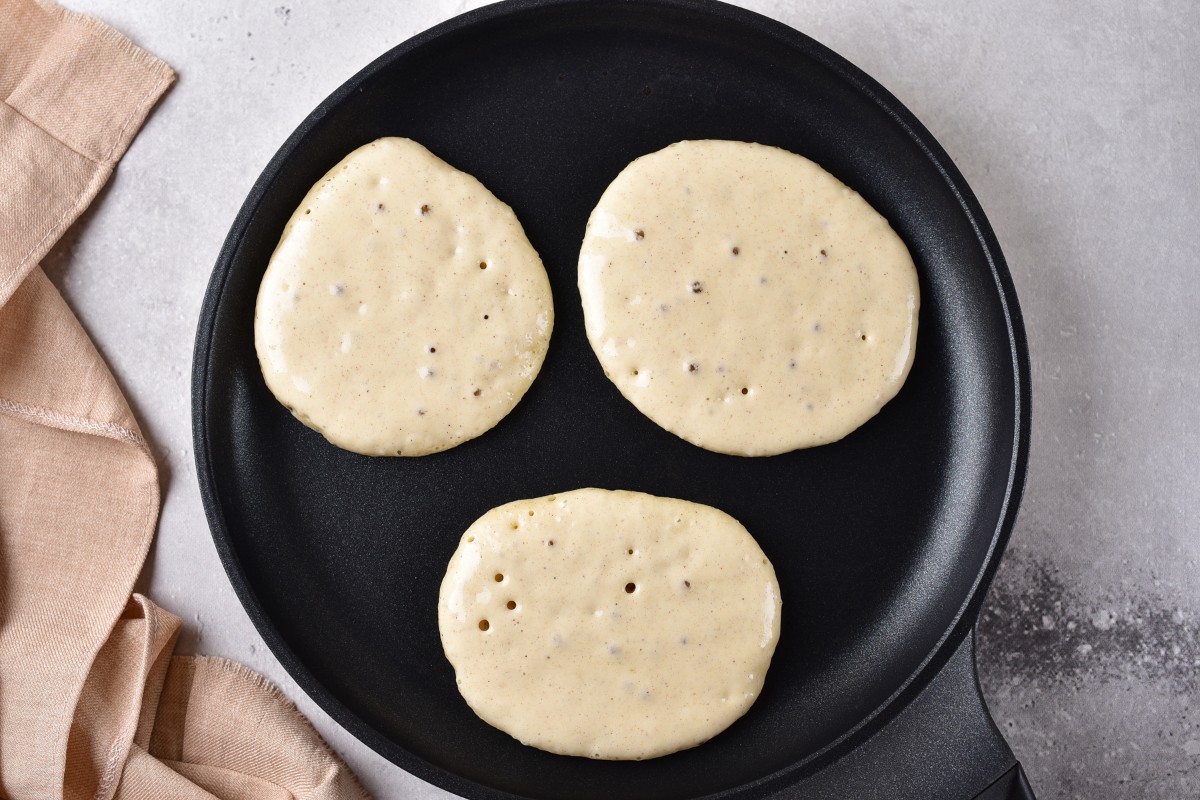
[438,488,782,760]
[578,139,919,456]
[255,137,553,456]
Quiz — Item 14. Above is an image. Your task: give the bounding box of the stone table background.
[45,1,1199,797]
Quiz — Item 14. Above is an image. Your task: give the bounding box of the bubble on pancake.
[438,488,782,760]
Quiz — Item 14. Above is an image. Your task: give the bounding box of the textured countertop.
[48,1,1199,797]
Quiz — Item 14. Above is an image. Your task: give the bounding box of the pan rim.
[191,1,1032,797]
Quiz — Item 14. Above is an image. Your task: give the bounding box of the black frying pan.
[192,2,1034,798]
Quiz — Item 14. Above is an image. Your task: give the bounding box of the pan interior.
[197,3,1020,798]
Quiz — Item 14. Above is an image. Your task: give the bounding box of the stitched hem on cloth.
[0,395,149,452]
[94,598,167,800]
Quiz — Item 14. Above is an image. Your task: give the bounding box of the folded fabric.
[0,2,368,798]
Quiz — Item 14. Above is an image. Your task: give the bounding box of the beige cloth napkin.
[0,2,369,798]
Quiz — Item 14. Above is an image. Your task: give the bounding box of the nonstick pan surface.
[193,1,1031,798]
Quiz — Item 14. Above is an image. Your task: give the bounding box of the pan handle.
[781,627,1037,799]
[973,763,1036,800]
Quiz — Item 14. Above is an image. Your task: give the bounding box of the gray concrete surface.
[44,0,1199,797]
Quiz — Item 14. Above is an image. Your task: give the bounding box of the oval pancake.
[255,137,553,456]
[438,488,782,760]
[578,139,919,456]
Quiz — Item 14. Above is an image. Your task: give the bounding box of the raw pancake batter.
[438,488,782,760]
[255,137,553,456]
[578,140,919,456]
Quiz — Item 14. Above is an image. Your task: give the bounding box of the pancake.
[438,488,781,760]
[578,139,919,456]
[255,137,553,456]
